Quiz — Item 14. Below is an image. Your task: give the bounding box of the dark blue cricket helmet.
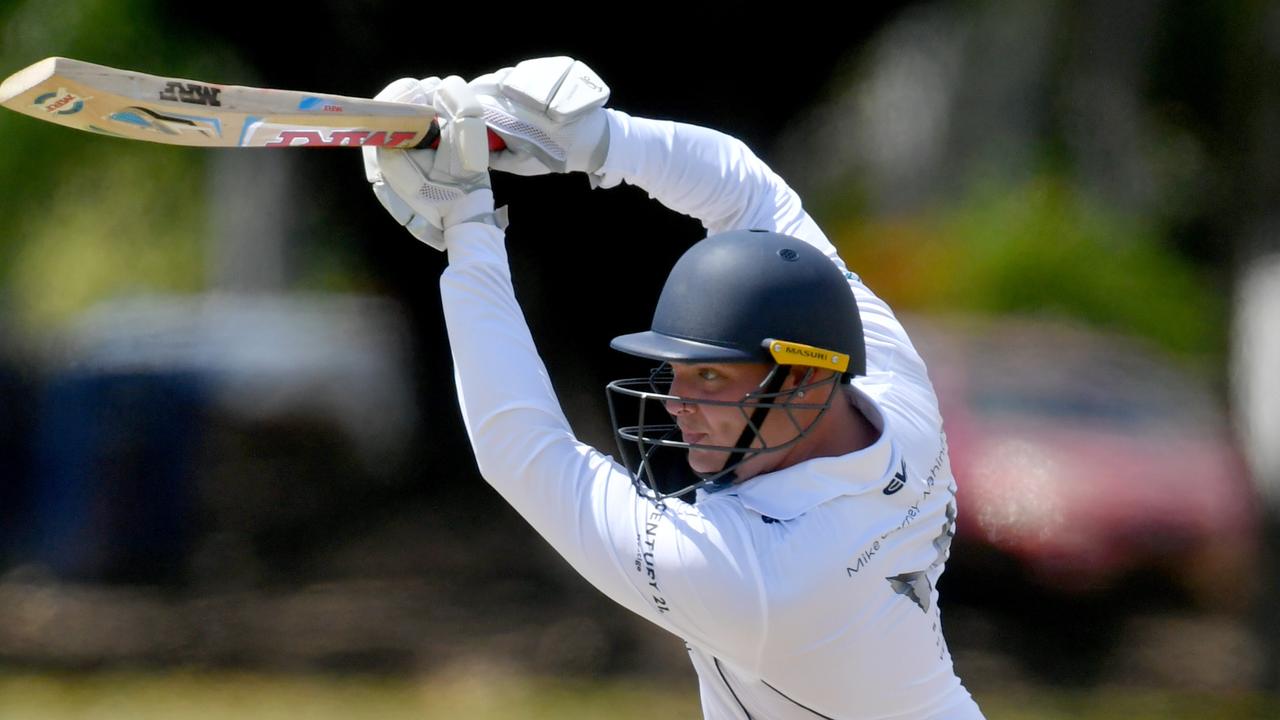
[606,229,866,500]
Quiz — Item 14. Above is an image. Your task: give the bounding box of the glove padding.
[470,56,610,176]
[363,75,497,251]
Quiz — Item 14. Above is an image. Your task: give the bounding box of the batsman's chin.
[686,445,729,475]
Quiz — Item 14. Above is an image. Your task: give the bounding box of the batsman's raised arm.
[363,64,771,661]
[368,57,984,720]
[469,58,932,405]
[471,57,832,254]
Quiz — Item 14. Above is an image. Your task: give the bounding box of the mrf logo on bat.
[159,81,221,107]
[35,89,84,115]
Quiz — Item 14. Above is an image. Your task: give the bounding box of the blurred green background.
[1,0,1279,717]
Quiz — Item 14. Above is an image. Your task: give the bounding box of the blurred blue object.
[20,292,418,584]
[31,370,206,582]
[0,363,36,566]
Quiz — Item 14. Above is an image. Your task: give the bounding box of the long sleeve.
[440,221,768,663]
[596,110,839,261]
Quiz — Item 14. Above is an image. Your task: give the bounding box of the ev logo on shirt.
[883,460,908,495]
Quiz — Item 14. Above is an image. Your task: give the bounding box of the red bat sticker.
[264,130,418,147]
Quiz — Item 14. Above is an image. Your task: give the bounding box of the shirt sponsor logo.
[846,434,950,577]
[846,539,883,575]
[635,509,671,613]
[883,460,908,495]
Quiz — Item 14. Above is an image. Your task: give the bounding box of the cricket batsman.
[363,57,985,719]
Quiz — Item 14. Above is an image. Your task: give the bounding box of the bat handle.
[417,119,507,152]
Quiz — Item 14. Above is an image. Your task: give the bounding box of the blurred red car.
[904,315,1259,608]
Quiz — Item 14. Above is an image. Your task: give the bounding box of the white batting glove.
[363,75,499,251]
[470,56,610,176]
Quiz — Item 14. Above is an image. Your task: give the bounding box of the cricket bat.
[0,56,505,152]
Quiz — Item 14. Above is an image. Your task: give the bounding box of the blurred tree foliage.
[0,0,242,335]
[0,0,1259,369]
[777,0,1268,372]
[835,176,1222,363]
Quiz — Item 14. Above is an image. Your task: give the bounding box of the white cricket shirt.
[439,110,984,719]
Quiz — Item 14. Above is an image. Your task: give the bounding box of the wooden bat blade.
[0,57,436,148]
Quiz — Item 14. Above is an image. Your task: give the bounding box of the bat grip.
[416,119,507,152]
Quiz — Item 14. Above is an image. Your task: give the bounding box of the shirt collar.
[708,385,896,520]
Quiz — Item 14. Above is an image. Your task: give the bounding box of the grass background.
[0,671,1276,720]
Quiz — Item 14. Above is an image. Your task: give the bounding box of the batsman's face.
[663,361,795,479]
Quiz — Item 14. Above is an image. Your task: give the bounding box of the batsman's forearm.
[437,222,780,662]
[438,222,658,618]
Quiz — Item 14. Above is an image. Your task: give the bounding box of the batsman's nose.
[663,373,696,416]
